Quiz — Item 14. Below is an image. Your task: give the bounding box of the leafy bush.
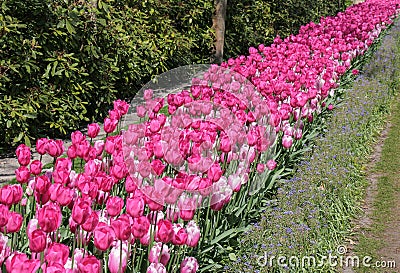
[0,0,200,148]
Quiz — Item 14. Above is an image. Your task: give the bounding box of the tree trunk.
[211,0,227,64]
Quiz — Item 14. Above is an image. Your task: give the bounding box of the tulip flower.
[15,144,31,166]
[180,257,199,273]
[87,123,101,139]
[156,219,173,243]
[0,233,10,265]
[149,242,170,266]
[37,202,62,233]
[29,229,47,253]
[185,221,200,247]
[94,222,116,251]
[45,243,71,266]
[126,196,145,218]
[71,197,92,225]
[108,241,129,273]
[30,160,42,176]
[6,212,23,233]
[111,214,131,241]
[147,262,167,273]
[36,138,48,155]
[15,166,30,183]
[104,118,118,134]
[266,159,277,170]
[106,196,124,217]
[77,255,101,273]
[172,223,188,246]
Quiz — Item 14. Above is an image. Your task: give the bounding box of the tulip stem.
[71,228,77,270]
[129,242,135,272]
[40,251,44,270]
[119,241,123,273]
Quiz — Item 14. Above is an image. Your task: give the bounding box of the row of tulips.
[2,0,400,272]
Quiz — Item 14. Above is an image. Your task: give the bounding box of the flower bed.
[227,10,400,273]
[1,0,400,272]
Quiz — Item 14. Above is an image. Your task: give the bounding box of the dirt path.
[343,98,400,273]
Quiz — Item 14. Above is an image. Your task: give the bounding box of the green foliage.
[0,0,206,149]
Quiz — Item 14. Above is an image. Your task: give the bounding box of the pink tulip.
[114,99,130,116]
[15,166,31,183]
[94,222,116,251]
[110,162,127,180]
[16,144,31,166]
[144,89,153,101]
[180,257,199,273]
[46,139,64,157]
[77,255,101,273]
[36,175,51,194]
[219,134,231,153]
[6,212,23,233]
[178,196,197,221]
[124,175,138,193]
[186,221,200,247]
[147,263,167,273]
[151,159,166,176]
[131,216,150,239]
[94,140,105,156]
[256,163,265,173]
[75,140,91,158]
[207,163,222,182]
[156,219,173,243]
[138,161,152,178]
[0,233,10,265]
[266,159,277,170]
[104,118,118,134]
[38,202,62,233]
[30,160,43,175]
[149,242,170,266]
[67,144,77,160]
[71,197,92,225]
[87,123,101,139]
[0,184,23,206]
[136,105,147,118]
[126,196,145,218]
[15,258,41,272]
[27,218,39,240]
[29,229,47,253]
[111,214,131,241]
[282,135,293,149]
[36,138,48,155]
[71,131,85,145]
[108,109,121,121]
[45,243,70,266]
[42,262,66,273]
[50,184,73,207]
[5,252,28,272]
[106,196,124,217]
[172,223,188,246]
[82,210,99,232]
[108,241,128,273]
[0,205,10,227]
[105,135,119,155]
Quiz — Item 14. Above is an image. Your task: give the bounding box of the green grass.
[355,96,400,273]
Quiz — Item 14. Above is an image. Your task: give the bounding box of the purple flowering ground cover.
[226,17,400,273]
